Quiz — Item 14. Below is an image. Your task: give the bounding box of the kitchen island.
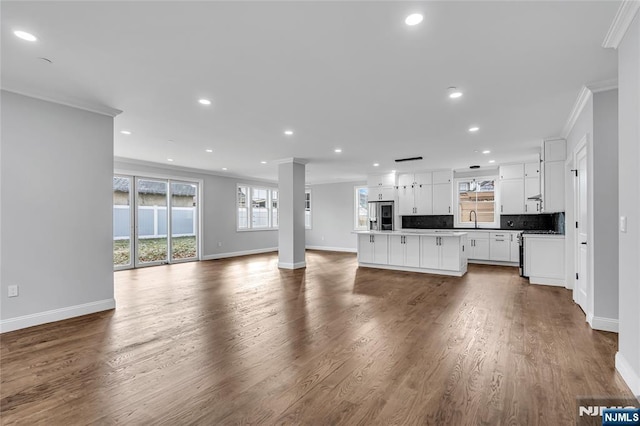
[354,230,468,276]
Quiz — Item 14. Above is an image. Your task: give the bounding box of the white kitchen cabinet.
[367,173,396,187]
[420,235,463,271]
[542,161,565,213]
[489,232,510,261]
[433,182,452,215]
[466,231,490,260]
[543,139,566,162]
[524,235,565,286]
[368,186,396,202]
[397,173,432,215]
[358,234,388,264]
[499,164,524,180]
[524,162,540,178]
[525,176,541,214]
[432,170,452,185]
[389,235,420,267]
[509,232,520,262]
[500,179,524,214]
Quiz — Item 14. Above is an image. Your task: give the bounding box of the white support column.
[277,158,307,269]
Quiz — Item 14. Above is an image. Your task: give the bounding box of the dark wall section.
[401,213,565,232]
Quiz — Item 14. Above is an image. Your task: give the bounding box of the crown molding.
[561,86,592,139]
[1,87,122,117]
[586,78,619,93]
[602,0,640,49]
[273,157,309,165]
[561,78,619,139]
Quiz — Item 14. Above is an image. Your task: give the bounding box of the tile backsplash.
[401,212,565,232]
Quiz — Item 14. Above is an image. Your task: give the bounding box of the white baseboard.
[202,247,278,261]
[306,245,357,253]
[528,276,566,286]
[0,298,116,334]
[588,315,619,333]
[278,261,307,269]
[616,351,640,397]
[358,262,467,277]
[468,260,519,267]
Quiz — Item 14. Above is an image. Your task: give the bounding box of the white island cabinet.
[355,231,467,277]
[524,234,565,286]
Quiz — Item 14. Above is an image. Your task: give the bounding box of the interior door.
[575,145,588,312]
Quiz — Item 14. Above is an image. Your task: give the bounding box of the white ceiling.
[1,1,620,184]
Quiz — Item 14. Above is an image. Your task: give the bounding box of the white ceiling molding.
[1,87,122,117]
[273,158,310,165]
[561,86,592,140]
[586,78,619,93]
[602,0,640,49]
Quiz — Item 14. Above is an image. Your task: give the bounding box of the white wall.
[592,90,619,322]
[1,91,115,332]
[114,159,279,258]
[305,181,364,252]
[564,89,620,329]
[616,10,640,396]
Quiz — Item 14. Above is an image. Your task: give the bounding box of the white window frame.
[453,176,499,229]
[354,185,369,230]
[305,188,312,230]
[237,184,279,231]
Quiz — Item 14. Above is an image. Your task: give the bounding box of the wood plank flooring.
[1,250,635,425]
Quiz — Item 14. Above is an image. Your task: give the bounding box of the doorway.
[573,138,589,314]
[113,174,200,269]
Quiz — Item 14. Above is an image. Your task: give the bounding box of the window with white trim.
[454,177,499,228]
[237,185,278,230]
[354,186,369,230]
[305,189,312,229]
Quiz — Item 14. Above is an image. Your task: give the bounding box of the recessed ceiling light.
[205,149,213,153]
[373,163,380,167]
[334,148,342,153]
[448,87,463,99]
[482,150,491,154]
[120,130,131,135]
[405,13,423,26]
[284,130,294,136]
[167,158,174,162]
[198,99,211,105]
[222,167,228,171]
[261,161,267,164]
[14,30,37,42]
[489,160,495,164]
[468,127,480,132]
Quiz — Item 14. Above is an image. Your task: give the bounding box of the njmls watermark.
[577,397,640,426]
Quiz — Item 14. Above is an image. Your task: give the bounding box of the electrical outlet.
[620,216,627,233]
[8,285,18,298]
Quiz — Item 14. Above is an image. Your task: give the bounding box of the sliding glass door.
[113,174,200,269]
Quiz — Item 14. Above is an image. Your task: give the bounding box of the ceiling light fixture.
[405,13,423,26]
[222,167,228,171]
[284,130,294,136]
[167,158,174,162]
[261,161,267,164]
[482,150,491,154]
[14,30,37,42]
[334,148,342,153]
[448,87,463,99]
[468,126,479,132]
[373,163,380,167]
[198,99,211,105]
[206,149,213,153]
[489,160,495,164]
[120,130,131,135]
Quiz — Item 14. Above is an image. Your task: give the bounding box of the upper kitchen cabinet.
[397,172,433,215]
[432,170,453,215]
[367,173,396,187]
[499,164,525,214]
[542,139,566,213]
[525,161,541,213]
[368,172,397,201]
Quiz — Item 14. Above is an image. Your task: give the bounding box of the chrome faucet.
[470,210,478,229]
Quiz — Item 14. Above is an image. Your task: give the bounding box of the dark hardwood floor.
[1,250,634,425]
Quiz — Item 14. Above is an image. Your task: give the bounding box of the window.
[354,186,369,230]
[454,178,498,228]
[237,185,278,230]
[305,189,312,229]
